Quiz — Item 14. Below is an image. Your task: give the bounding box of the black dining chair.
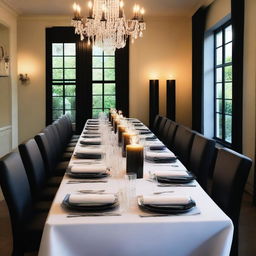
[161,119,172,144]
[152,115,162,134]
[211,148,252,256]
[172,125,195,168]
[19,139,60,197]
[188,133,215,190]
[157,116,167,139]
[0,152,48,256]
[165,121,178,150]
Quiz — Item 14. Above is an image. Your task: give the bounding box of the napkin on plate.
[70,164,107,173]
[142,195,191,205]
[83,130,100,134]
[75,147,104,155]
[153,170,189,177]
[80,138,101,145]
[69,193,116,204]
[146,151,175,159]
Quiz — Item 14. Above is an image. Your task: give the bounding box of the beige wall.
[130,16,192,127]
[17,15,192,142]
[0,24,11,127]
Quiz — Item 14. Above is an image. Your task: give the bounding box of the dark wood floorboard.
[0,192,255,256]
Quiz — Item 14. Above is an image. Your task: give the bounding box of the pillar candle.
[117,125,126,146]
[126,144,144,178]
[114,119,120,134]
[122,132,135,157]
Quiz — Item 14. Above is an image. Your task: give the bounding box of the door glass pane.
[216,31,222,47]
[225,115,232,143]
[225,83,232,99]
[104,95,115,109]
[64,43,76,55]
[93,69,103,80]
[104,57,115,68]
[216,83,222,98]
[65,110,76,122]
[92,109,101,118]
[104,69,115,81]
[65,97,76,109]
[93,96,102,108]
[52,97,63,109]
[225,42,232,63]
[225,100,232,115]
[52,43,63,55]
[224,66,232,82]
[216,99,222,112]
[104,83,115,94]
[93,83,103,95]
[52,69,63,80]
[216,68,222,82]
[64,69,76,79]
[64,57,76,68]
[52,57,63,68]
[93,46,103,55]
[65,85,76,96]
[216,113,222,139]
[53,110,63,120]
[216,47,222,65]
[52,85,63,96]
[225,25,232,43]
[93,57,103,68]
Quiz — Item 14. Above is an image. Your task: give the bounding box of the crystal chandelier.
[71,0,146,51]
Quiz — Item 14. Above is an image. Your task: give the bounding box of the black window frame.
[213,21,233,147]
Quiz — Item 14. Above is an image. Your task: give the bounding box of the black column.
[149,80,159,129]
[166,80,176,121]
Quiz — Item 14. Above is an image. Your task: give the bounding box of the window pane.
[104,57,115,68]
[64,69,76,79]
[225,42,232,63]
[93,46,103,55]
[52,69,63,80]
[225,25,232,43]
[104,69,115,81]
[216,68,222,82]
[93,83,102,95]
[93,96,102,108]
[52,57,63,68]
[64,43,76,55]
[52,85,63,96]
[65,97,76,109]
[65,110,76,122]
[92,109,101,118]
[216,113,222,138]
[64,57,76,68]
[225,115,232,143]
[52,43,63,56]
[104,95,115,109]
[225,100,232,115]
[53,97,63,109]
[53,110,63,120]
[104,83,115,94]
[225,83,232,99]
[216,99,222,112]
[93,57,103,68]
[224,66,232,81]
[216,31,222,47]
[65,85,76,96]
[104,49,115,55]
[216,47,222,65]
[93,69,103,80]
[216,83,222,98]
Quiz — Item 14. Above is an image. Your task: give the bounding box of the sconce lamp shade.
[149,80,159,129]
[166,79,176,121]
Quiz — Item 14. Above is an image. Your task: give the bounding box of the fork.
[78,189,106,193]
[153,190,174,195]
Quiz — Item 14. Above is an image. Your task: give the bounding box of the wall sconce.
[19,74,30,84]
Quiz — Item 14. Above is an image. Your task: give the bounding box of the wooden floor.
[0,192,256,256]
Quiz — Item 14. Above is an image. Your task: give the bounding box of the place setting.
[74,146,104,159]
[145,150,177,163]
[79,137,102,145]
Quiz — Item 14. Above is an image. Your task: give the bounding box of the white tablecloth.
[38,119,233,256]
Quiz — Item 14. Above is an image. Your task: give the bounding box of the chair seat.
[23,212,48,252]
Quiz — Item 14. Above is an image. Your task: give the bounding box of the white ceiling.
[2,0,207,16]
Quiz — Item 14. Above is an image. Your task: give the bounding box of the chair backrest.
[165,121,178,150]
[161,119,172,144]
[172,125,195,167]
[157,117,167,138]
[152,115,162,134]
[19,139,46,198]
[188,133,215,190]
[35,133,56,177]
[53,120,67,150]
[0,152,33,228]
[211,148,252,256]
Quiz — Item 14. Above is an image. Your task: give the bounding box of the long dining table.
[38,118,233,256]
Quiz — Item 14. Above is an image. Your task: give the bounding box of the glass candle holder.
[122,132,135,157]
[117,125,126,146]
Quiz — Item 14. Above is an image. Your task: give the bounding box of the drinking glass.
[125,172,137,206]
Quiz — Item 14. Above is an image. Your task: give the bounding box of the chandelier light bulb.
[73,2,77,11]
[119,1,124,8]
[88,1,93,9]
[140,8,145,15]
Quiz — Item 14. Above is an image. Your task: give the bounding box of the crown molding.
[0,0,20,16]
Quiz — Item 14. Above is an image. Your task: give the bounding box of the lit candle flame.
[88,1,93,9]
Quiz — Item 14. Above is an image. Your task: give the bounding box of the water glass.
[125,172,137,206]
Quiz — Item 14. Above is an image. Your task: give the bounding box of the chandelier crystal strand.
[71,0,146,51]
